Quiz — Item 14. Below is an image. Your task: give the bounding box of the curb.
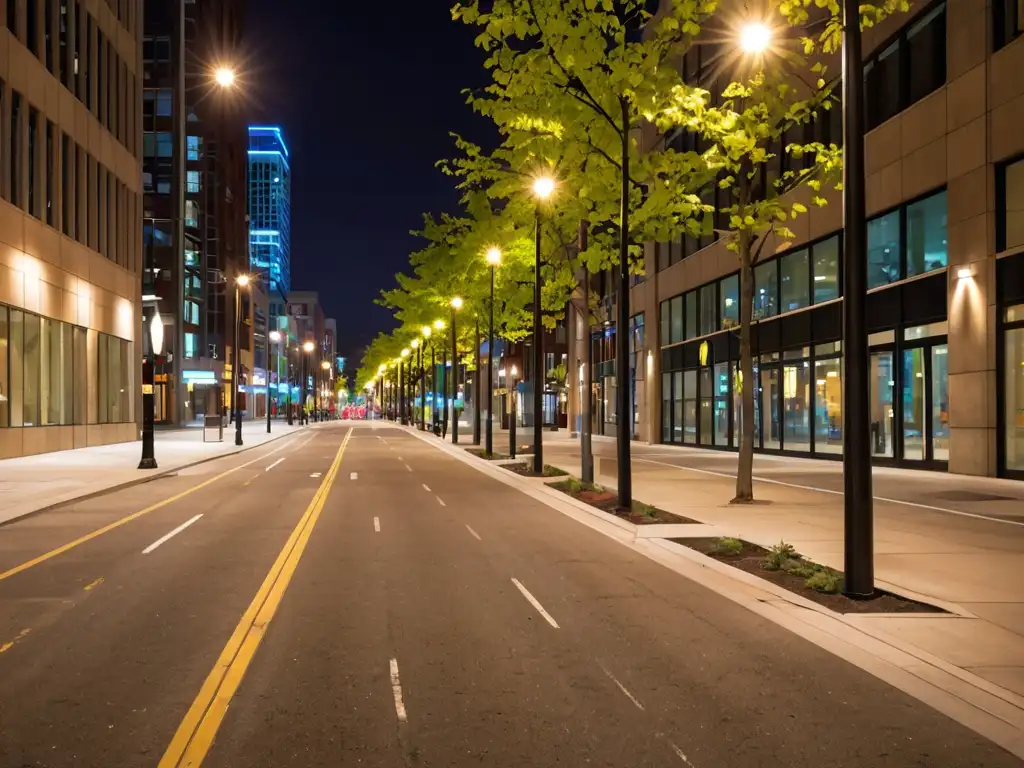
[399,422,1024,760]
[0,427,307,529]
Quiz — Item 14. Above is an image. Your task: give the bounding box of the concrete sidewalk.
[0,420,305,526]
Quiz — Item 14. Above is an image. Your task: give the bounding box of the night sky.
[244,1,492,373]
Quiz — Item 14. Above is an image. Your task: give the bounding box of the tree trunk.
[734,174,756,503]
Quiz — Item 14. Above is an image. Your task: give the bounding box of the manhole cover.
[929,490,1018,502]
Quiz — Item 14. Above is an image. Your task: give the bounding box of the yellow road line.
[83,577,104,591]
[0,628,32,655]
[0,435,301,585]
[158,428,352,768]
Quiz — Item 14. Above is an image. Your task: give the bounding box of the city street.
[0,423,1018,766]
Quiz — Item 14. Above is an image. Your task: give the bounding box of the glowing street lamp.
[532,176,555,200]
[484,247,503,455]
[530,179,556,472]
[214,67,236,88]
[738,22,771,54]
[232,274,252,446]
[449,298,464,443]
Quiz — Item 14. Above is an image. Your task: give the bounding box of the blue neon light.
[248,126,289,157]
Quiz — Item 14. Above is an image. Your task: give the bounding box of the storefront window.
[720,275,739,329]
[672,371,683,443]
[868,209,901,288]
[761,364,780,449]
[783,360,811,452]
[22,313,40,427]
[812,237,840,303]
[906,191,947,278]
[753,260,777,319]
[662,371,672,442]
[814,357,842,454]
[932,344,949,460]
[41,317,70,426]
[714,362,730,444]
[1006,322,1024,471]
[699,283,716,336]
[683,369,697,444]
[659,301,670,347]
[902,348,927,460]
[780,248,809,312]
[699,367,712,444]
[0,306,7,427]
[1002,158,1024,251]
[870,351,896,457]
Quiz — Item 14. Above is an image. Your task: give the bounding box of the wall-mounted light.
[957,267,973,280]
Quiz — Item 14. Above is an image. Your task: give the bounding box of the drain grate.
[928,490,1018,502]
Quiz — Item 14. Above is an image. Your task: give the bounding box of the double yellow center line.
[159,428,352,768]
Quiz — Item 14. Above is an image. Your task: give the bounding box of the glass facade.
[1005,306,1024,474]
[868,191,948,289]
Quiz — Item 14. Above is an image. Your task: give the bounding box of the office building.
[567,0,1024,479]
[248,125,290,333]
[285,290,325,411]
[0,0,142,458]
[142,0,249,427]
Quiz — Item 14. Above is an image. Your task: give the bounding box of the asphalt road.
[0,422,1018,767]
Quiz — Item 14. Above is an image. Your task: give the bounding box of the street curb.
[0,427,307,529]
[400,422,1024,760]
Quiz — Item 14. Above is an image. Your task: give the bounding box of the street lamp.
[450,297,463,443]
[268,330,281,434]
[400,347,411,426]
[139,309,164,469]
[509,364,519,459]
[485,247,502,455]
[531,176,555,473]
[738,22,771,54]
[214,67,235,88]
[233,274,251,446]
[320,359,331,421]
[302,340,315,425]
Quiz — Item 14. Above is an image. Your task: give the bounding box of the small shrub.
[763,541,798,571]
[712,537,744,556]
[805,569,842,594]
[543,465,569,477]
[635,502,658,519]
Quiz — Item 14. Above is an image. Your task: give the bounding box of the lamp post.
[434,319,445,435]
[739,16,873,596]
[233,274,250,446]
[411,338,421,429]
[139,308,164,469]
[487,247,503,456]
[302,340,314,425]
[320,359,331,422]
[509,364,519,459]
[268,330,281,434]
[531,177,555,473]
[400,348,410,426]
[450,297,463,443]
[421,326,432,430]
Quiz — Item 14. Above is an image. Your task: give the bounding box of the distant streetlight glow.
[451,296,464,310]
[303,341,315,353]
[533,176,555,200]
[401,348,410,358]
[434,319,445,330]
[411,338,420,349]
[269,330,281,342]
[739,22,771,54]
[236,274,250,287]
[486,246,502,265]
[422,325,432,337]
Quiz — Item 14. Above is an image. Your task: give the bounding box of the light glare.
[739,22,771,54]
[533,177,555,200]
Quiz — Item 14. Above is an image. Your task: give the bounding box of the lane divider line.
[83,577,104,592]
[599,663,644,711]
[350,472,359,480]
[142,514,204,555]
[511,577,559,629]
[465,524,481,541]
[670,742,697,767]
[404,463,412,472]
[389,658,408,723]
[310,472,322,478]
[422,484,431,493]
[374,516,380,533]
[436,497,446,507]
[0,438,298,585]
[264,458,286,472]
[0,628,31,655]
[158,428,352,768]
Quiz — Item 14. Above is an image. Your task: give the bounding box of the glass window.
[22,312,40,427]
[783,360,810,452]
[995,0,1023,50]
[1004,158,1024,251]
[10,91,20,207]
[780,249,809,312]
[683,369,697,444]
[45,119,54,226]
[40,318,71,426]
[156,132,172,158]
[185,199,199,228]
[714,361,730,445]
[720,275,739,329]
[902,348,927,460]
[753,259,777,319]
[73,326,87,424]
[868,209,901,288]
[907,4,946,105]
[865,40,900,131]
[761,366,780,449]
[814,357,842,454]
[142,132,155,157]
[669,295,683,343]
[684,291,697,340]
[662,371,672,441]
[1006,325,1024,471]
[98,332,108,424]
[187,170,200,193]
[659,300,669,346]
[932,344,949,460]
[699,367,712,444]
[187,135,200,161]
[906,191,947,277]
[156,88,172,116]
[8,310,23,426]
[699,283,716,336]
[28,107,38,217]
[672,371,683,444]
[0,307,7,427]
[812,237,840,303]
[870,351,896,457]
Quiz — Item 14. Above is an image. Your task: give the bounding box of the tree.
[454,0,718,508]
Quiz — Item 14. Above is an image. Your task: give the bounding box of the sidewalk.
[0,420,305,526]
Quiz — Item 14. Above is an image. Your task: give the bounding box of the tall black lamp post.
[302,340,315,425]
[485,247,502,455]
[233,274,250,447]
[400,347,410,425]
[268,330,282,434]
[531,176,555,473]
[139,308,163,469]
[450,297,463,443]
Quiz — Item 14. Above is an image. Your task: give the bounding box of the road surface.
[0,423,1017,767]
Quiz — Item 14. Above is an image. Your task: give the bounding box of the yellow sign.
[699,340,710,367]
[142,384,154,395]
[154,373,168,384]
